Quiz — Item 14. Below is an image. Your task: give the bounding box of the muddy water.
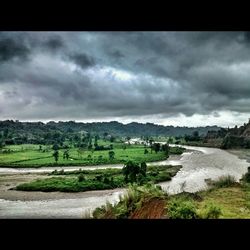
[0,190,124,219]
[0,145,249,218]
[158,145,250,194]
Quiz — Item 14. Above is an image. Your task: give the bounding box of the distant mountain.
[0,120,221,137]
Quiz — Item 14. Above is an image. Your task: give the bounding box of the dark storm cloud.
[42,36,64,51]
[68,53,96,69]
[0,37,30,63]
[1,31,250,125]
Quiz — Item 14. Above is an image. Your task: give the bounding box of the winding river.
[0,145,249,218]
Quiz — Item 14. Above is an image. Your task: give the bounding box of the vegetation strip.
[15,163,182,192]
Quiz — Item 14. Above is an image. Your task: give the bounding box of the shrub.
[209,175,236,188]
[78,173,85,182]
[51,169,58,175]
[241,167,250,183]
[58,169,64,175]
[103,177,110,184]
[201,203,222,219]
[94,175,103,182]
[148,170,159,177]
[167,198,197,219]
[98,155,103,161]
[154,172,171,182]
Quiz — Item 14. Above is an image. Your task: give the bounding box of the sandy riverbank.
[0,173,125,201]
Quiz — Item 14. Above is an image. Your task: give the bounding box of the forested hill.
[0,120,221,137]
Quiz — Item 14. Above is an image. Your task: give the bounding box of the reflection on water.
[0,145,249,218]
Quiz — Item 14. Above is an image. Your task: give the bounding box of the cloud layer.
[0,31,250,127]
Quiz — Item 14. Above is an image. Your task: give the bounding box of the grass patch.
[205,175,237,189]
[16,177,115,192]
[169,146,185,155]
[167,197,197,219]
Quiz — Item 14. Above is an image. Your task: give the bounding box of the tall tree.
[108,150,115,160]
[152,143,161,153]
[52,150,59,163]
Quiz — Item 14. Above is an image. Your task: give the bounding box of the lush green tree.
[122,161,146,183]
[52,150,59,163]
[193,131,199,139]
[110,135,116,142]
[152,143,161,153]
[122,161,140,183]
[168,137,174,144]
[63,150,69,160]
[161,143,170,156]
[78,173,85,182]
[3,128,9,138]
[94,135,99,147]
[140,162,147,176]
[103,132,108,141]
[108,151,115,160]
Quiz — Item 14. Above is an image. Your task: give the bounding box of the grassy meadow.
[0,140,183,167]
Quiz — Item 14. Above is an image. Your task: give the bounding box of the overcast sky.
[0,31,250,127]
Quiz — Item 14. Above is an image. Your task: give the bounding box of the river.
[0,145,249,218]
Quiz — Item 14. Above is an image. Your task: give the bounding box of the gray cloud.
[42,35,64,51]
[1,31,250,126]
[0,36,30,63]
[68,53,96,69]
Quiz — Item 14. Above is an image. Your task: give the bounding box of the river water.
[0,145,249,218]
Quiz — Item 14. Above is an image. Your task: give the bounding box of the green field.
[0,142,183,167]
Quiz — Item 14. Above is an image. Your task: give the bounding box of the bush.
[78,173,85,182]
[154,172,171,182]
[51,169,58,175]
[201,203,222,219]
[209,175,236,188]
[167,198,197,219]
[241,167,250,183]
[59,169,64,175]
[94,175,103,182]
